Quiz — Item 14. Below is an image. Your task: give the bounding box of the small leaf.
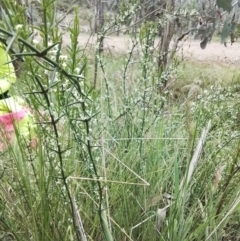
[194,33,200,40]
[230,22,237,44]
[217,0,232,12]
[221,21,232,45]
[194,27,207,40]
[200,37,208,49]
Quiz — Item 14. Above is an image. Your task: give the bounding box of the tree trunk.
[158,0,175,74]
[95,0,105,33]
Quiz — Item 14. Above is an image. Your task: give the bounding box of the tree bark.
[158,0,175,74]
[95,0,105,33]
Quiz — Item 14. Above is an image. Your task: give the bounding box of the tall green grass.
[0,1,240,240]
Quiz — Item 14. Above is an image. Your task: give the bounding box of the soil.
[30,5,240,67]
[36,10,240,67]
[179,40,240,66]
[59,32,240,67]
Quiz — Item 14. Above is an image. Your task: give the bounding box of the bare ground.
[53,11,240,66]
[179,40,240,66]
[62,33,240,67]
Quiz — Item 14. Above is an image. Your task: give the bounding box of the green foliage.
[221,21,233,44]
[220,20,240,46]
[217,0,232,12]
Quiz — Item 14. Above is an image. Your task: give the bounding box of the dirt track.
[71,34,240,66]
[53,10,240,67]
[179,40,240,66]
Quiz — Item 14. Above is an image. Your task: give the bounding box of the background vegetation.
[0,0,240,240]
